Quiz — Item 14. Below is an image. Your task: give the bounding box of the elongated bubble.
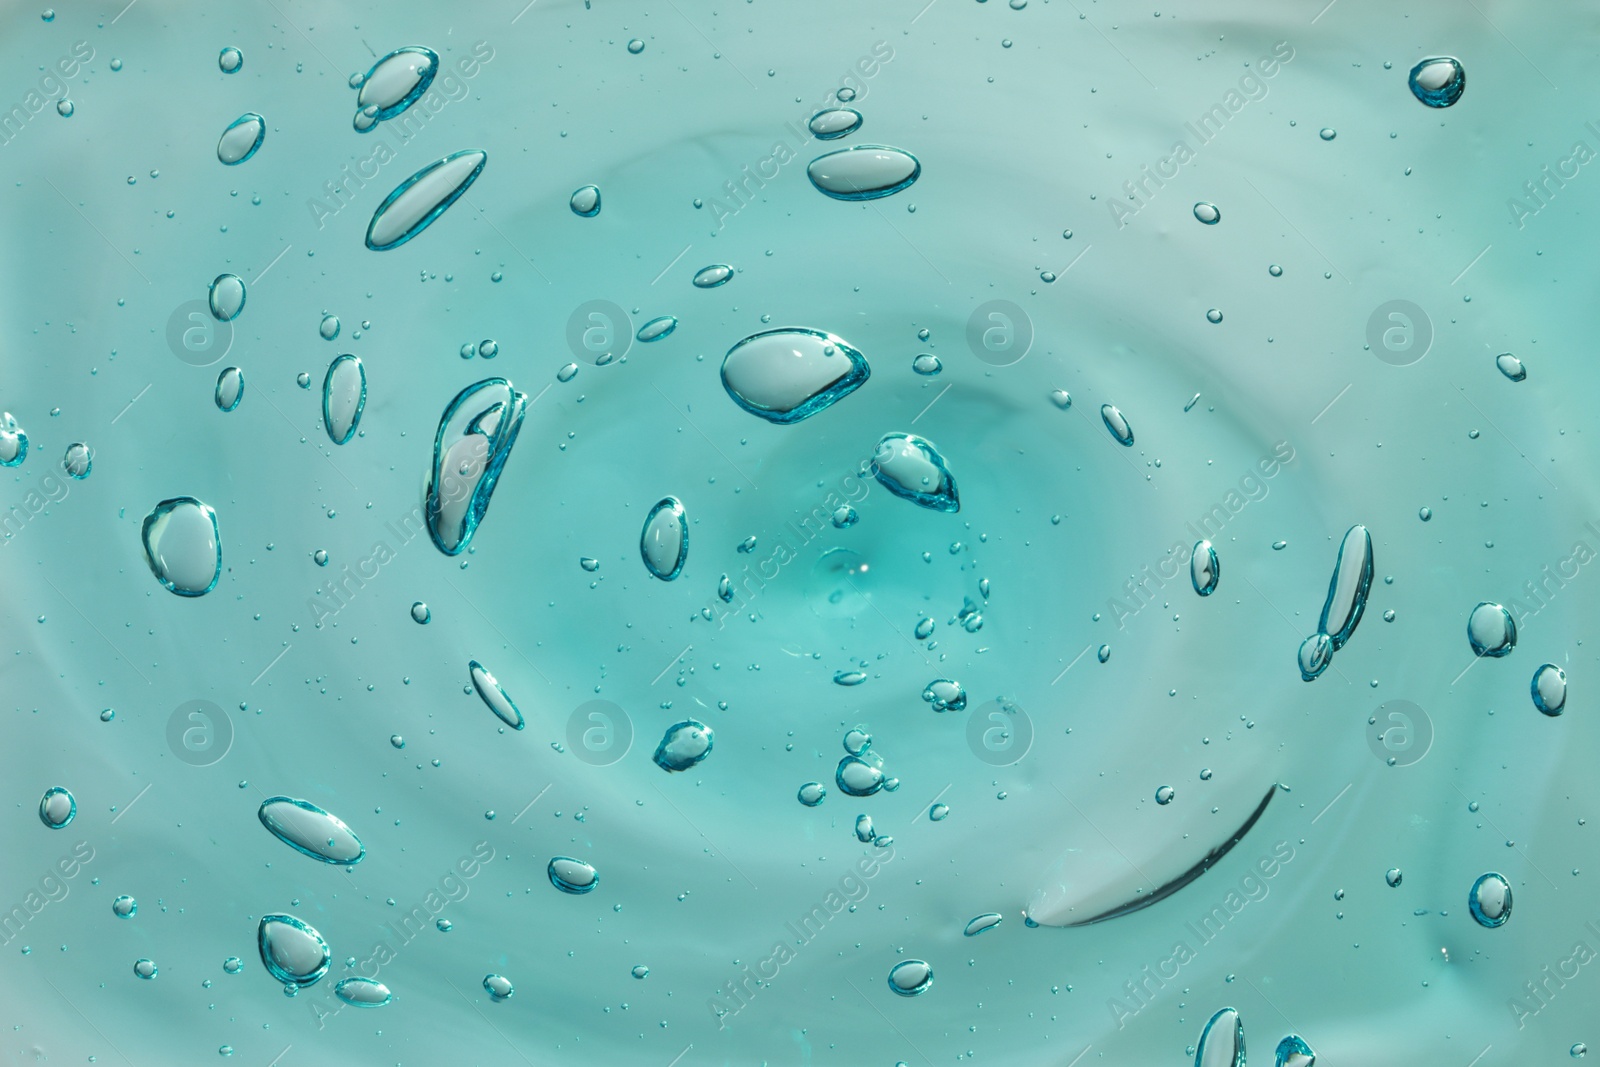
[258,797,364,865]
[1101,404,1134,446]
[1273,1034,1316,1067]
[335,977,392,1007]
[1191,540,1220,596]
[807,145,920,200]
[1195,1007,1245,1067]
[549,857,600,894]
[257,914,331,987]
[425,378,527,556]
[366,149,486,251]
[808,107,863,139]
[217,113,265,165]
[215,367,244,412]
[356,46,438,126]
[1317,524,1373,650]
[470,660,525,730]
[322,354,366,445]
[721,327,870,424]
[871,432,959,512]
[640,497,688,580]
[141,497,222,597]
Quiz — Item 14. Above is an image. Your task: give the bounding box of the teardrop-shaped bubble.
[1318,524,1373,651]
[963,913,1003,937]
[1195,1007,1245,1067]
[548,857,600,894]
[691,264,733,288]
[1468,872,1512,927]
[215,367,244,412]
[836,755,885,797]
[886,959,933,996]
[1468,601,1517,657]
[640,496,688,580]
[258,797,365,865]
[854,814,876,843]
[653,719,713,771]
[1495,352,1527,381]
[322,355,367,446]
[425,378,528,555]
[141,497,222,597]
[356,46,438,125]
[39,786,75,829]
[1100,404,1134,446]
[569,184,601,217]
[0,412,27,467]
[797,782,827,806]
[217,113,265,165]
[1532,663,1567,715]
[807,145,920,200]
[1409,55,1466,107]
[208,273,246,322]
[871,432,959,512]
[61,442,91,480]
[1273,1034,1315,1067]
[922,678,966,713]
[483,974,514,1000]
[469,660,525,730]
[1191,540,1220,596]
[721,327,870,424]
[334,976,392,1008]
[257,914,331,987]
[1298,632,1333,682]
[365,149,486,251]
[636,315,677,343]
[808,107,864,139]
